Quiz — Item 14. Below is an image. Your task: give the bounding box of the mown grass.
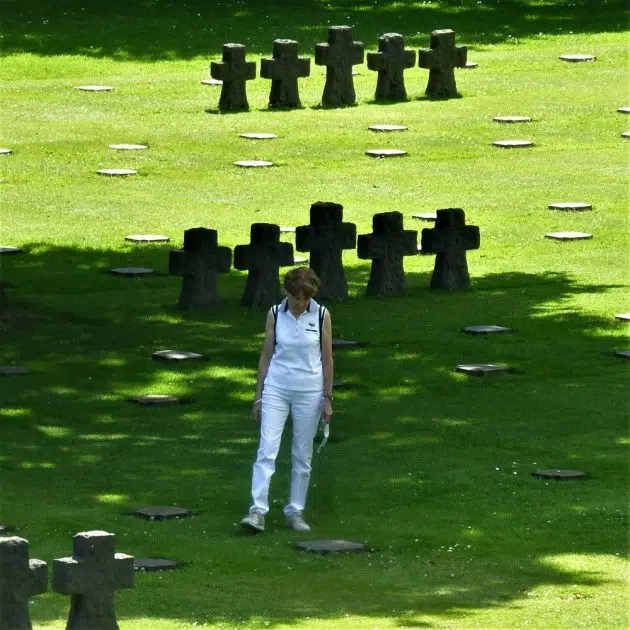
[0,1,628,629]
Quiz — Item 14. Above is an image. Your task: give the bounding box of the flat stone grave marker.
[369,124,408,132]
[332,339,360,350]
[76,85,115,91]
[367,32,416,102]
[412,212,437,221]
[211,43,256,111]
[109,267,154,276]
[464,61,478,69]
[294,256,309,264]
[366,149,407,158]
[615,350,630,359]
[0,148,12,155]
[295,540,366,554]
[493,116,532,123]
[0,246,23,254]
[134,558,182,572]
[239,133,278,140]
[234,160,274,168]
[261,39,311,109]
[615,313,630,322]
[0,366,30,377]
[617,107,630,114]
[622,132,630,139]
[97,168,138,176]
[493,140,533,148]
[463,325,513,335]
[201,79,223,86]
[280,226,296,233]
[418,29,467,99]
[531,469,589,480]
[109,144,148,150]
[125,234,170,243]
[0,525,17,534]
[545,232,593,241]
[548,202,592,211]
[152,350,205,362]
[134,506,192,520]
[128,395,182,405]
[456,363,512,375]
[559,54,595,62]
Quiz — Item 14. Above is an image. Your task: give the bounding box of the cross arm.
[463,225,480,250]
[52,557,84,594]
[314,43,330,67]
[28,559,48,596]
[340,222,357,249]
[168,249,187,276]
[216,246,233,274]
[366,51,385,72]
[420,227,443,255]
[113,553,135,590]
[295,225,313,252]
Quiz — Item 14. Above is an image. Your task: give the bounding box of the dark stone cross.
[261,39,311,109]
[52,531,134,630]
[420,208,480,289]
[418,29,467,99]
[169,227,232,309]
[0,536,48,630]
[210,43,256,111]
[234,223,294,308]
[367,33,416,101]
[315,26,364,107]
[357,211,418,296]
[296,201,357,301]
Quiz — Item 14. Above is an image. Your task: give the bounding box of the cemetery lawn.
[1,1,628,628]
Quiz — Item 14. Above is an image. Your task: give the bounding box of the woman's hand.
[321,397,333,423]
[252,400,262,424]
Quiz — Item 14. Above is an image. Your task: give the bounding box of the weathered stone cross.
[261,39,311,109]
[210,43,256,111]
[418,29,467,99]
[169,227,232,309]
[0,536,47,630]
[358,211,418,296]
[52,530,134,630]
[315,26,364,107]
[234,223,294,307]
[367,33,416,101]
[296,201,357,301]
[420,208,480,289]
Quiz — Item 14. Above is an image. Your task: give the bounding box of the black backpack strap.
[318,304,326,351]
[272,304,279,346]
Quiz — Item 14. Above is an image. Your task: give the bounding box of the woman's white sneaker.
[241,511,265,533]
[286,512,311,532]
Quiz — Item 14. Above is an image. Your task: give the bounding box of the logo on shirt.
[306,321,318,333]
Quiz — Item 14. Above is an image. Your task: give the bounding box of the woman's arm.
[253,310,276,422]
[321,310,334,422]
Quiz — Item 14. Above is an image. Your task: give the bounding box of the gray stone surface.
[315,26,364,107]
[418,29,467,99]
[456,364,511,375]
[412,212,437,221]
[201,79,223,86]
[295,540,366,553]
[239,133,278,140]
[615,350,630,359]
[0,526,17,534]
[97,168,138,176]
[296,201,356,301]
[332,339,360,350]
[358,211,418,297]
[544,232,593,240]
[0,246,24,255]
[367,32,415,101]
[464,61,478,69]
[0,536,48,630]
[0,366,30,377]
[463,325,512,335]
[234,160,274,168]
[134,506,192,520]
[210,43,256,111]
[559,54,595,62]
[234,223,294,308]
[169,227,232,309]
[493,140,533,148]
[125,234,170,243]
[493,116,532,123]
[152,350,205,362]
[109,144,148,150]
[76,85,114,91]
[615,313,630,322]
[618,107,630,114]
[134,558,181,572]
[128,395,182,405]
[261,39,310,109]
[109,267,154,276]
[368,124,408,132]
[421,208,480,290]
[531,469,589,480]
[365,149,407,158]
[52,531,133,630]
[548,202,592,211]
[0,148,12,155]
[622,132,630,139]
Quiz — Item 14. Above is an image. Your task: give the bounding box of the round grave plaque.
[617,107,630,114]
[368,124,408,132]
[125,234,170,243]
[134,558,182,572]
[532,469,589,480]
[76,85,115,92]
[201,79,223,86]
[463,325,513,335]
[366,149,407,158]
[544,232,593,241]
[412,213,437,221]
[97,168,138,176]
[0,366,29,377]
[493,116,532,123]
[134,506,192,520]
[109,267,154,276]
[493,140,533,148]
[129,395,182,405]
[332,339,360,350]
[239,133,278,140]
[152,350,205,362]
[615,350,630,359]
[0,246,23,255]
[464,61,478,69]
[109,144,148,151]
[456,364,511,376]
[295,540,366,554]
[622,132,630,139]
[559,54,596,62]
[293,256,309,264]
[548,202,592,211]
[234,160,274,168]
[0,148,12,155]
[615,314,630,322]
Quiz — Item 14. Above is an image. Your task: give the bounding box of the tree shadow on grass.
[0,243,628,628]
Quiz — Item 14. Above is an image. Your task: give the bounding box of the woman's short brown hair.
[284,267,320,299]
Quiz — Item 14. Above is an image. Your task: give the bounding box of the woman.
[241,267,334,533]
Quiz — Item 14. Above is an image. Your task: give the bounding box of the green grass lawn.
[1,1,628,628]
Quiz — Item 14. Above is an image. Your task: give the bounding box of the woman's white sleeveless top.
[264,298,324,393]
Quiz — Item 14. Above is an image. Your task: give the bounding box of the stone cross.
[367,33,416,101]
[261,39,311,109]
[0,536,47,630]
[210,43,256,111]
[234,223,294,308]
[169,227,232,309]
[357,211,418,296]
[296,201,357,301]
[315,26,364,107]
[52,531,134,630]
[420,208,480,289]
[418,29,467,99]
